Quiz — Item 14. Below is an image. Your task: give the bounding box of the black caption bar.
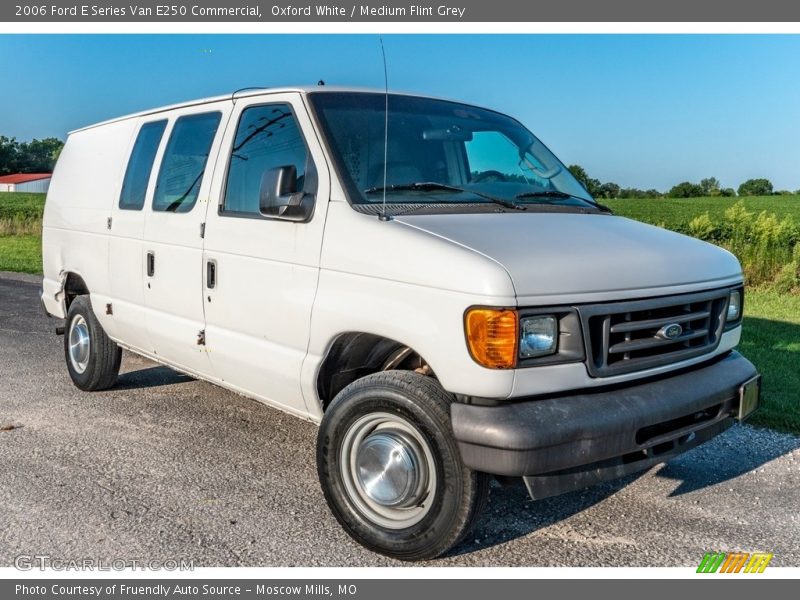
[5,0,800,22]
[2,579,790,600]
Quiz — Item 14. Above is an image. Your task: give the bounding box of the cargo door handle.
[146,252,155,277]
[206,260,216,289]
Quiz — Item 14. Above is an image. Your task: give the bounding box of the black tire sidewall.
[64,296,116,391]
[317,373,475,560]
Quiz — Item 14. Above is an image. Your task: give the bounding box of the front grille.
[579,289,731,377]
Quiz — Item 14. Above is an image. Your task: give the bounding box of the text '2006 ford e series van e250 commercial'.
[41,87,761,560]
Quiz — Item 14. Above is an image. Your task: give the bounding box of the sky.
[1,34,799,191]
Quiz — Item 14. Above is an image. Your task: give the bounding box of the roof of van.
[69,86,449,134]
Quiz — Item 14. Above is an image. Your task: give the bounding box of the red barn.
[0,173,52,193]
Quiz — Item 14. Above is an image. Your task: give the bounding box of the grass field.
[0,235,41,274]
[740,290,800,434]
[0,192,797,434]
[0,193,45,273]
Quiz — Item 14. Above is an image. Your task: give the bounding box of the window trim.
[118,119,168,211]
[218,101,317,221]
[151,111,222,214]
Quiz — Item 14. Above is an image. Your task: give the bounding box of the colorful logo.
[697,552,773,573]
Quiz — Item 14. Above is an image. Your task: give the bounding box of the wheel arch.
[316,332,433,411]
[62,271,90,310]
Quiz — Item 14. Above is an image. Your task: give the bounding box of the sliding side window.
[153,112,221,213]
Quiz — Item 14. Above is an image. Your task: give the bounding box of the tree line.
[567,165,798,199]
[0,136,64,176]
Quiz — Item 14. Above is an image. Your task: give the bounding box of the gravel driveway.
[1,273,798,567]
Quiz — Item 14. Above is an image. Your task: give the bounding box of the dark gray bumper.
[451,351,758,498]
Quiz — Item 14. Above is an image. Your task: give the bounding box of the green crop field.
[0,191,46,222]
[0,192,798,434]
[605,195,800,229]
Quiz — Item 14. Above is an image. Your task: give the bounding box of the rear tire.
[317,370,489,561]
[64,295,121,391]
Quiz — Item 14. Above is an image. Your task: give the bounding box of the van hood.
[394,212,742,301]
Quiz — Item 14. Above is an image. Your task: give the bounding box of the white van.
[42,87,760,560]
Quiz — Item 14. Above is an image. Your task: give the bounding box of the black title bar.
[5,0,800,22]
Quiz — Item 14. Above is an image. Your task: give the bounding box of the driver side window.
[222,103,309,216]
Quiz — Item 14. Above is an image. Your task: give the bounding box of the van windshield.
[309,92,596,214]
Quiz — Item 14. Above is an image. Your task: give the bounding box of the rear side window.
[223,104,309,215]
[153,112,221,213]
[119,120,166,210]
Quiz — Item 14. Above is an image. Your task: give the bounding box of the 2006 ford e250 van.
[42,87,761,560]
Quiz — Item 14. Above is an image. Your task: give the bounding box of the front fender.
[300,269,517,420]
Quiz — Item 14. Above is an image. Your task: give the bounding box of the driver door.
[201,93,331,416]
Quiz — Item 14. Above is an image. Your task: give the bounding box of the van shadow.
[449,417,799,558]
[448,472,646,557]
[114,366,194,390]
[653,424,800,497]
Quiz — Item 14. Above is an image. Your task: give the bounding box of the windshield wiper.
[364,182,466,194]
[364,182,526,211]
[515,190,573,200]
[515,190,612,213]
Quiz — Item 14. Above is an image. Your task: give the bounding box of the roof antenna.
[378,34,391,222]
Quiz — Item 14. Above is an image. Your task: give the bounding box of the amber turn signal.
[464,308,518,369]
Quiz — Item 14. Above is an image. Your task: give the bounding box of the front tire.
[317,370,489,561]
[64,295,121,391]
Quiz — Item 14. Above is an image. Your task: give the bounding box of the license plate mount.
[738,375,761,422]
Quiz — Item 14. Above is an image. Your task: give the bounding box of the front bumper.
[451,351,758,499]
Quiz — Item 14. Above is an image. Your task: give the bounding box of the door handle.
[206,260,216,289]
[146,251,155,277]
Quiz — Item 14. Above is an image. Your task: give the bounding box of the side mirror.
[259,165,314,222]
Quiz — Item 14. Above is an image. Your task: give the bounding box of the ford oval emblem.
[657,323,683,340]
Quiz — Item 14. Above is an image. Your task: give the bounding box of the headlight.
[727,290,742,322]
[519,315,557,358]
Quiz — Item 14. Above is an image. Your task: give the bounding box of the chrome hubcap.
[341,412,436,529]
[68,315,90,374]
[356,431,424,508]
